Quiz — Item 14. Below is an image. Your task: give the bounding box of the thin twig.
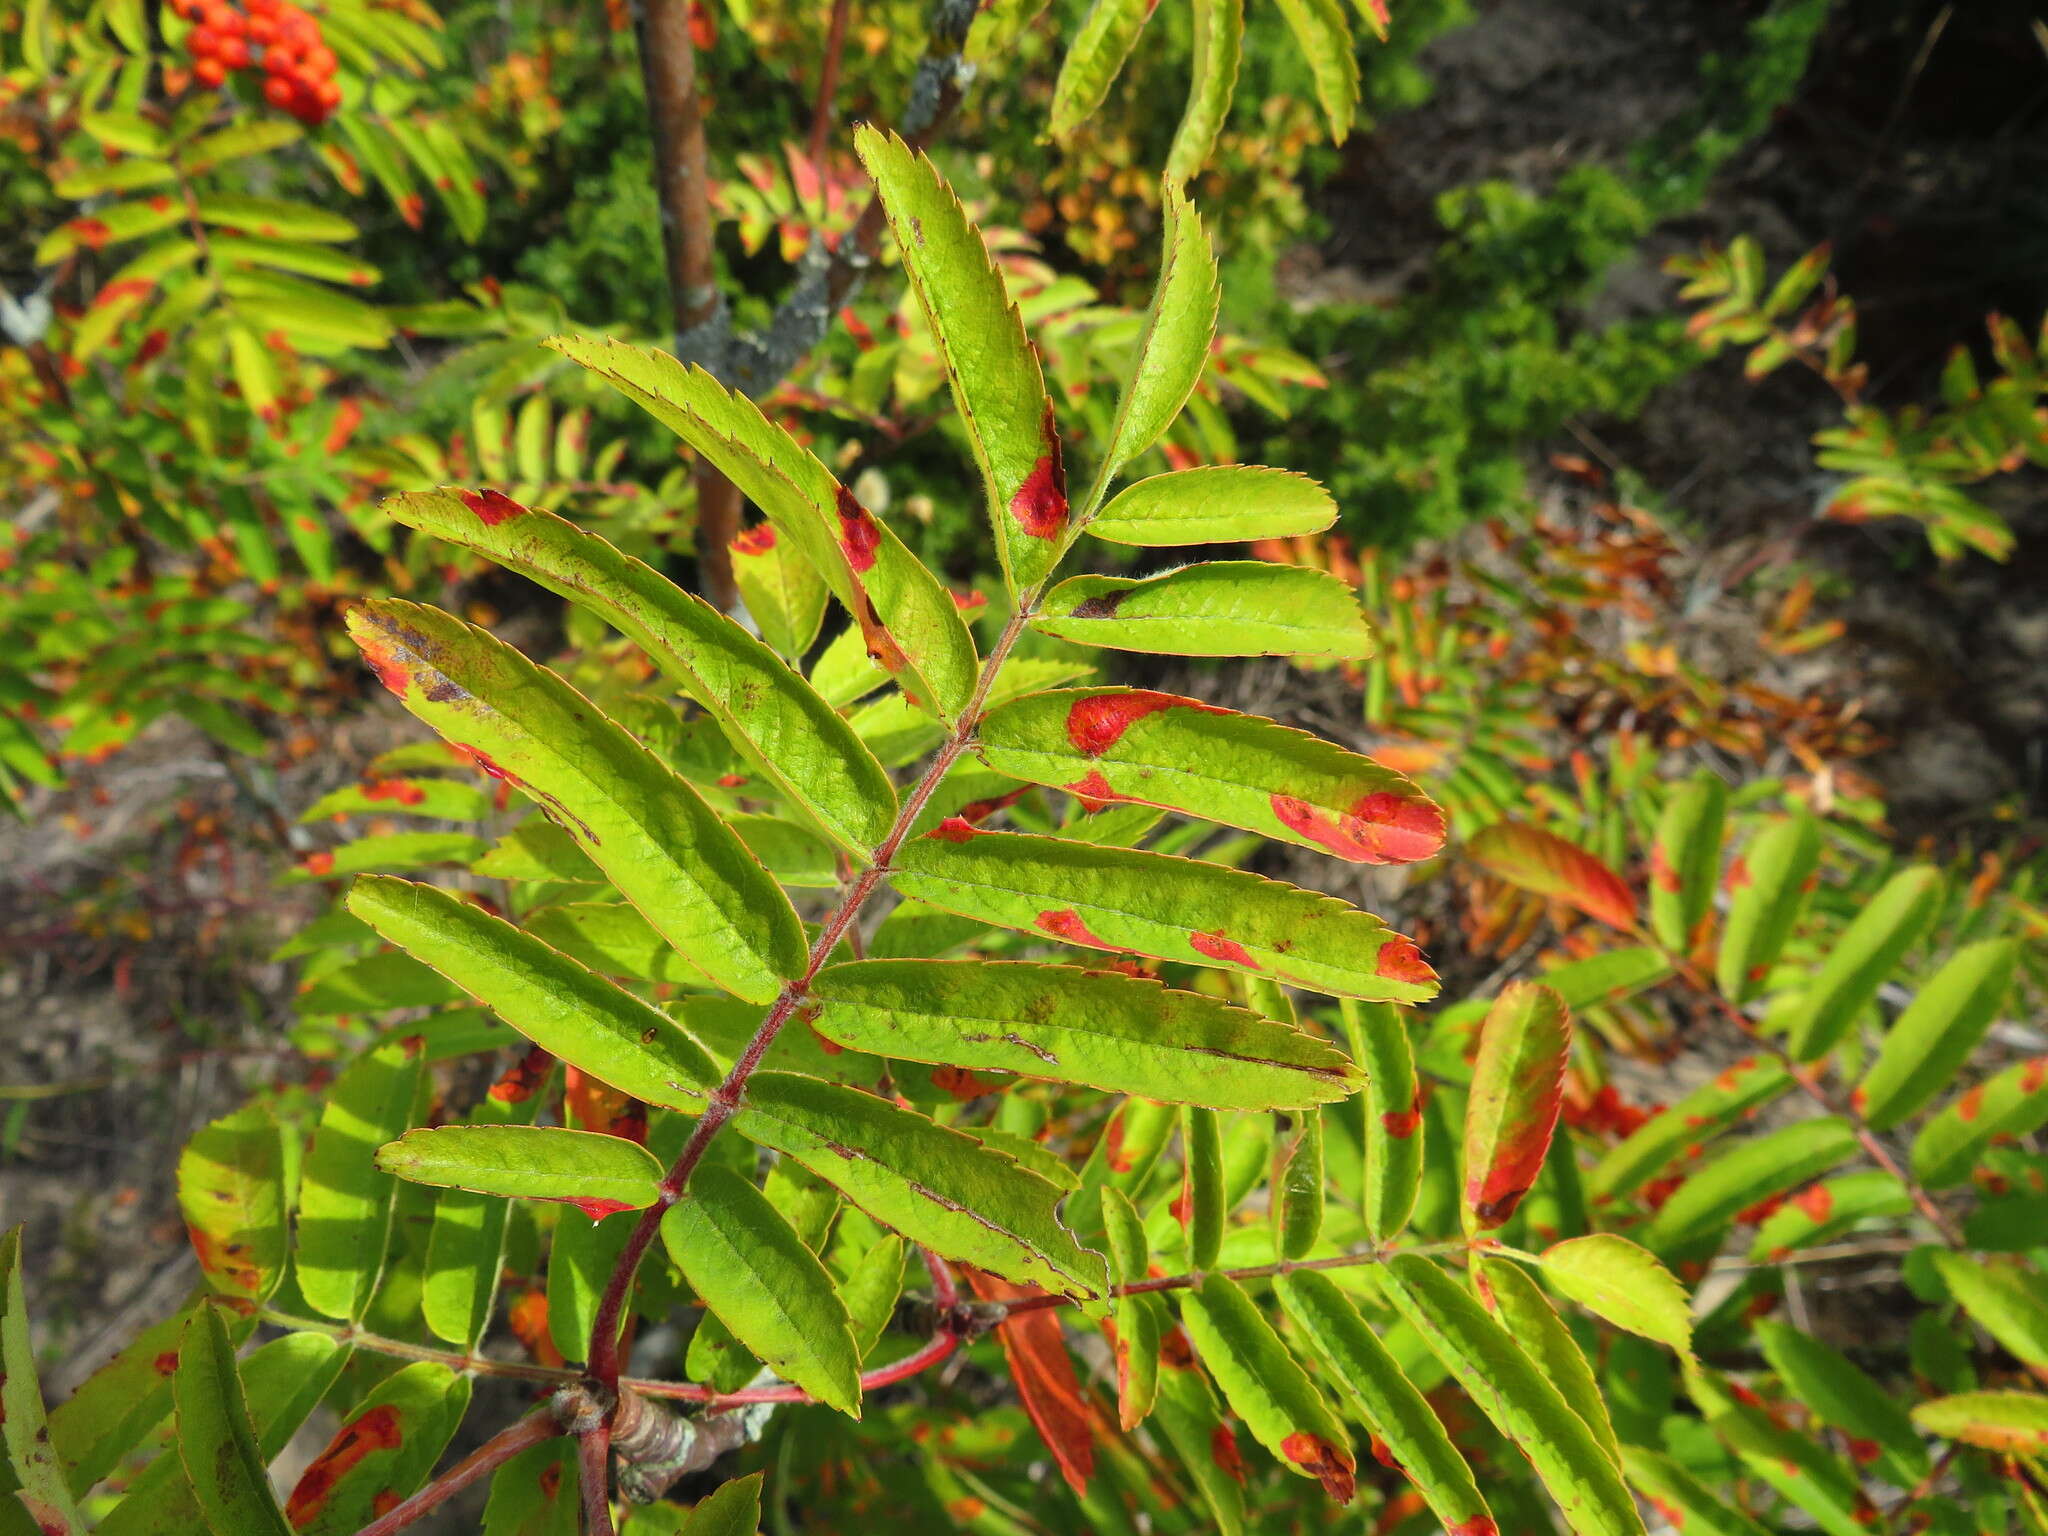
[578,1418,615,1536]
[350,1408,559,1536]
[807,0,854,170]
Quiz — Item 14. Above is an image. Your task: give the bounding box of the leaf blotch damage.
[1065,689,1227,756]
[1190,930,1259,968]
[1270,790,1446,866]
[1008,406,1069,539]
[835,486,882,573]
[285,1405,403,1525]
[1036,908,1111,947]
[1374,939,1435,985]
[1281,1430,1357,1503]
[460,488,528,526]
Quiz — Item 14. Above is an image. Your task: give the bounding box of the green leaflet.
[544,335,976,719]
[1649,773,1727,950]
[1378,1253,1647,1536]
[1086,465,1335,546]
[1179,1104,1226,1268]
[1541,946,1673,1011]
[1177,1274,1356,1500]
[1931,1253,2048,1372]
[1152,1361,1246,1536]
[378,1124,664,1217]
[1781,865,1942,1062]
[524,901,706,984]
[1709,1401,1867,1536]
[1474,1256,1621,1465]
[1341,1000,1422,1240]
[422,1080,542,1351]
[193,193,356,242]
[1270,0,1359,141]
[730,520,829,662]
[1462,983,1571,1232]
[173,1307,292,1536]
[176,1104,287,1301]
[808,959,1356,1109]
[1537,1234,1693,1356]
[1273,1107,1325,1260]
[281,828,487,881]
[97,1333,348,1536]
[299,775,493,823]
[384,490,891,853]
[1748,1169,1909,1261]
[481,1438,578,1535]
[1090,187,1218,499]
[841,1235,909,1360]
[548,1206,637,1365]
[298,950,464,1015]
[1100,1187,1160,1426]
[1588,1054,1789,1199]
[1165,0,1242,184]
[681,1472,764,1535]
[1276,1271,1494,1535]
[1754,1321,1928,1480]
[347,877,719,1109]
[2,1226,84,1535]
[1641,1117,1858,1253]
[733,1071,1105,1298]
[1049,0,1154,138]
[890,828,1437,1003]
[295,1033,429,1322]
[661,1167,862,1416]
[347,599,805,1003]
[280,1363,471,1536]
[34,196,187,263]
[1466,822,1638,931]
[1035,564,1375,660]
[1619,1447,1772,1536]
[856,126,1068,594]
[1856,938,2019,1130]
[1912,1392,2048,1454]
[1912,1053,2048,1187]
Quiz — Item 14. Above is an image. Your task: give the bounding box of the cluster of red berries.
[170,0,341,126]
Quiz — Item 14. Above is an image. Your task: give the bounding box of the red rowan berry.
[193,56,228,86]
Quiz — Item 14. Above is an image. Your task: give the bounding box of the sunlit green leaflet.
[1340,999,1423,1239]
[422,1077,546,1351]
[176,1103,288,1302]
[858,127,1068,594]
[1180,1104,1225,1268]
[729,520,829,662]
[1050,0,1158,138]
[1641,1117,1858,1253]
[1781,865,1942,1062]
[1462,982,1570,1231]
[661,1166,862,1415]
[1709,1401,1867,1536]
[1649,773,1726,950]
[1270,0,1359,140]
[808,959,1355,1108]
[1856,937,2020,1130]
[1272,1106,1324,1258]
[545,335,976,718]
[1588,1054,1789,1199]
[890,828,1437,1001]
[347,599,805,1003]
[1930,1253,2048,1371]
[1165,0,1243,184]
[1474,1255,1621,1464]
[1537,1234,1693,1355]
[1912,1053,2048,1187]
[1754,1320,1927,1480]
[1084,465,1335,547]
[383,489,894,854]
[1035,563,1375,659]
[1620,1447,1773,1536]
[173,1307,292,1536]
[1912,1391,2048,1453]
[379,1124,665,1217]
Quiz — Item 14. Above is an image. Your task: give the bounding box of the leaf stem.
[349,1406,558,1536]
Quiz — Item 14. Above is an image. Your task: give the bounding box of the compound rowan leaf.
[1086,465,1335,546]
[1152,1357,1247,1536]
[1271,0,1359,141]
[1091,186,1218,495]
[1049,0,1154,138]
[280,1363,470,1536]
[1276,1271,1495,1536]
[1754,1321,1927,1480]
[1467,822,1637,931]
[1649,773,1726,950]
[980,687,1442,864]
[1619,1447,1773,1536]
[347,877,718,1110]
[177,1104,287,1302]
[1178,1274,1356,1501]
[1714,812,1822,1003]
[857,126,1067,594]
[385,490,893,853]
[378,1125,664,1219]
[809,959,1355,1108]
[1932,1253,2048,1372]
[2,1226,84,1535]
[347,600,805,1003]
[1641,1117,1858,1253]
[295,1033,430,1322]
[1856,938,2019,1130]
[1036,563,1375,660]
[172,1307,292,1536]
[1341,1000,1423,1240]
[1585,1054,1790,1201]
[1537,1234,1693,1356]
[1473,1256,1620,1465]
[1912,1054,2048,1188]
[1378,1254,1647,1536]
[1462,982,1571,1232]
[662,1166,862,1416]
[1782,865,1942,1062]
[734,1071,1105,1298]
[1165,0,1243,184]
[1912,1392,2048,1454]
[545,336,976,718]
[890,828,1437,1002]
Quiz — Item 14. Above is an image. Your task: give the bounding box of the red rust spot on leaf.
[1368,1435,1401,1470]
[153,1350,179,1376]
[1957,1085,1985,1123]
[460,488,527,525]
[489,1044,553,1103]
[1210,1425,1246,1482]
[1189,930,1259,968]
[716,773,748,787]
[1009,412,1069,539]
[1066,769,1119,810]
[1726,853,1751,891]
[927,816,981,843]
[835,486,882,572]
[732,524,777,556]
[1650,845,1682,893]
[1270,790,1446,865]
[1792,1183,1833,1222]
[71,217,111,248]
[364,778,426,807]
[1280,1430,1355,1503]
[561,1197,637,1221]
[286,1405,405,1526]
[1845,1435,1881,1466]
[1065,690,1227,755]
[2023,1057,2048,1093]
[301,851,335,876]
[1036,908,1108,946]
[1374,939,1434,984]
[1159,1323,1196,1371]
[1381,1086,1425,1139]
